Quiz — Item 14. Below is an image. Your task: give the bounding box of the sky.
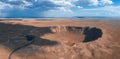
[0,0,120,18]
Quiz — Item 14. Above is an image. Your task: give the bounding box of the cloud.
[44,0,114,17]
[50,0,77,7]
[76,0,113,6]
[76,0,98,6]
[89,0,99,6]
[75,6,120,17]
[0,0,116,18]
[77,6,83,8]
[43,9,74,17]
[0,0,60,18]
[100,0,113,5]
[0,0,77,17]
[0,1,13,9]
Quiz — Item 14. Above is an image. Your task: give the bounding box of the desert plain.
[0,18,120,59]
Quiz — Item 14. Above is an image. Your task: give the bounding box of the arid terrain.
[0,18,120,59]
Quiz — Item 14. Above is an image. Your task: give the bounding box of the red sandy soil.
[0,19,120,59]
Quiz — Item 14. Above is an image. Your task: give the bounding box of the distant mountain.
[75,16,109,18]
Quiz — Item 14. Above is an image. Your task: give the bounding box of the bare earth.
[0,19,120,59]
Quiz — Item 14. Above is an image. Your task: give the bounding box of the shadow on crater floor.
[66,26,103,42]
[83,27,103,42]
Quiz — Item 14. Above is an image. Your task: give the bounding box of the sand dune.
[0,19,120,59]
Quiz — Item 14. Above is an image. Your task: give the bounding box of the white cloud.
[0,1,13,9]
[0,0,117,17]
[43,7,74,17]
[49,0,79,13]
[89,0,99,6]
[50,0,74,7]
[0,0,33,10]
[77,6,83,8]
[0,0,114,12]
[43,10,74,17]
[75,6,120,17]
[100,0,113,5]
[19,0,33,9]
[76,0,113,6]
[8,0,18,2]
